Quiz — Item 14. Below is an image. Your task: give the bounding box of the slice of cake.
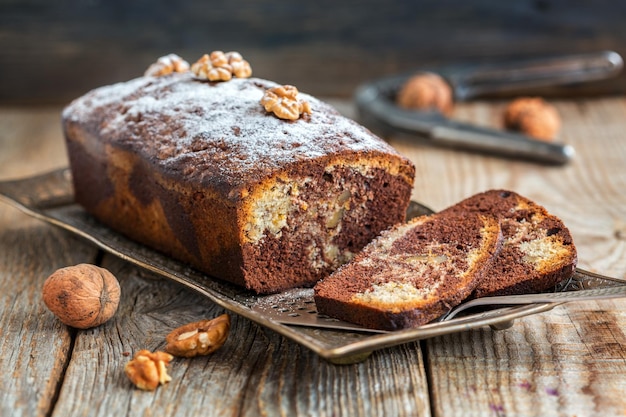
[62,53,415,294]
[441,189,577,297]
[314,211,502,330]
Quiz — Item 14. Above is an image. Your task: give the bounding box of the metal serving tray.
[1,169,625,364]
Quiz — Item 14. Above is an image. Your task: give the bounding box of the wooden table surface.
[1,96,626,417]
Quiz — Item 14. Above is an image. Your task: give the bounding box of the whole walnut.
[503,97,561,141]
[396,72,454,116]
[42,264,121,329]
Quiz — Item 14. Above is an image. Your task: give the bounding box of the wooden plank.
[3,92,626,415]
[0,224,98,417]
[0,107,98,417]
[2,1,626,103]
[426,301,626,417]
[0,106,432,417]
[0,107,68,180]
[396,97,626,416]
[51,256,431,417]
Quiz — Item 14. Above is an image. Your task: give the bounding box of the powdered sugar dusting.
[63,73,399,190]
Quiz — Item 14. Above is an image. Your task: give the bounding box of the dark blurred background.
[2,0,626,104]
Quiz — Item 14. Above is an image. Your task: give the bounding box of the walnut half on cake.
[62,72,415,294]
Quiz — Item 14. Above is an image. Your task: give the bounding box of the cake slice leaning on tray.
[314,210,503,331]
[314,189,578,331]
[440,189,578,298]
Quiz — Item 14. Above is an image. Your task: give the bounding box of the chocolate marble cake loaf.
[62,72,415,293]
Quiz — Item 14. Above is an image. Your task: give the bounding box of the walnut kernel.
[144,54,190,77]
[261,85,312,120]
[210,50,229,67]
[165,314,230,358]
[42,264,121,329]
[503,97,561,141]
[191,51,252,81]
[396,72,454,115]
[226,51,252,78]
[124,350,173,391]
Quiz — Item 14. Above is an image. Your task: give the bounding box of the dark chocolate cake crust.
[63,73,415,293]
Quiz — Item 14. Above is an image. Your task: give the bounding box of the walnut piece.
[503,97,561,141]
[42,264,121,329]
[396,72,454,115]
[191,53,232,81]
[260,85,312,120]
[124,350,173,391]
[191,51,252,81]
[227,51,253,78]
[165,314,230,358]
[144,54,190,77]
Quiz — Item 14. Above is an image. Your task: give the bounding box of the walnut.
[165,314,230,358]
[261,85,312,120]
[226,51,253,78]
[503,97,561,141]
[124,350,173,391]
[396,72,454,115]
[191,54,217,80]
[191,53,231,81]
[191,51,252,81]
[144,54,190,77]
[42,264,121,329]
[209,50,229,67]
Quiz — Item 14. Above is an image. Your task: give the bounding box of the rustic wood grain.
[1,93,626,416]
[426,300,626,417]
[2,1,626,103]
[50,256,430,417]
[389,97,626,416]
[0,107,431,416]
[0,108,68,179]
[0,225,99,417]
[0,108,97,417]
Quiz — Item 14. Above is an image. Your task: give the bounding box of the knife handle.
[450,51,624,100]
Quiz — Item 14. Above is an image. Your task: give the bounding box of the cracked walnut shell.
[144,54,190,77]
[396,72,454,116]
[503,97,561,141]
[261,85,312,120]
[124,350,173,391]
[42,264,121,329]
[165,314,230,358]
